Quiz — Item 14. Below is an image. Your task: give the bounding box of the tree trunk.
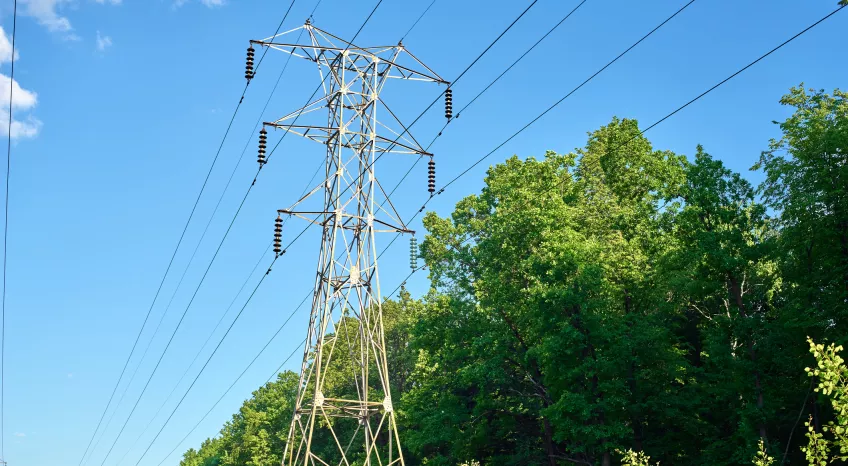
[572,304,608,466]
[729,274,767,441]
[839,221,848,294]
[542,418,557,466]
[624,290,644,452]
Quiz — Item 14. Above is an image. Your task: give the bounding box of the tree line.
[181,85,848,465]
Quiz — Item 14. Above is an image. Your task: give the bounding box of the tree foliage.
[183,86,848,465]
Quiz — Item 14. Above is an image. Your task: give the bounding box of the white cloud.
[0,28,19,63]
[21,0,119,37]
[21,0,74,33]
[0,74,38,110]
[96,31,112,51]
[0,29,41,140]
[0,111,42,139]
[174,0,225,8]
[14,433,25,437]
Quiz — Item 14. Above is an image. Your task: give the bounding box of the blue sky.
[0,0,845,464]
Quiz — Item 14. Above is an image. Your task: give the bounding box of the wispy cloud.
[0,30,19,63]
[20,0,73,33]
[14,432,25,438]
[174,0,225,8]
[0,26,41,140]
[21,0,120,38]
[96,31,112,52]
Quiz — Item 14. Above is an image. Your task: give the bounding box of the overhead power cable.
[281,0,543,238]
[130,254,280,466]
[378,0,696,258]
[102,6,329,465]
[407,0,845,246]
[154,264,421,466]
[385,0,588,200]
[114,157,324,465]
[438,0,696,193]
[2,0,18,462]
[383,0,540,153]
[129,214,317,466]
[76,2,302,464]
[112,249,271,466]
[115,2,547,460]
[109,3,547,459]
[83,5,313,466]
[154,303,311,466]
[633,4,846,138]
[110,2,846,463]
[400,0,437,43]
[129,6,555,448]
[103,3,387,463]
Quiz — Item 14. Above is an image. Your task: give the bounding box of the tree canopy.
[182,85,848,465]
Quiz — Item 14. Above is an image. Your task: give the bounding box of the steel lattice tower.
[250,21,446,466]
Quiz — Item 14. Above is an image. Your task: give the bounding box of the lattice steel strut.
[249,20,446,466]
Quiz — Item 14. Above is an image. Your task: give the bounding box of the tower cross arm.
[264,123,433,157]
[250,40,447,84]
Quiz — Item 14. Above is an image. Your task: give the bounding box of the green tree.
[180,371,298,466]
[665,145,781,463]
[802,338,848,464]
[753,86,848,460]
[754,86,848,344]
[408,118,694,464]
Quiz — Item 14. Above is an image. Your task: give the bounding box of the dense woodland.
[181,86,848,465]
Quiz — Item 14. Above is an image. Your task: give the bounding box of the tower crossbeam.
[251,19,446,466]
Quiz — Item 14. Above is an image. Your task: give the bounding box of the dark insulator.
[246,46,256,80]
[274,215,283,255]
[444,88,453,119]
[428,158,436,194]
[258,128,268,165]
[409,237,418,270]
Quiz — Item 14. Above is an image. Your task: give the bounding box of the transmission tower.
[248,20,446,466]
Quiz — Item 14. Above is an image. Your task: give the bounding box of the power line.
[434,0,587,144]
[154,304,311,466]
[2,0,18,461]
[154,264,420,465]
[385,0,589,201]
[410,0,845,246]
[82,8,310,466]
[400,0,436,43]
[103,2,845,463]
[132,254,279,466]
[119,3,546,458]
[286,0,543,238]
[98,7,330,463]
[94,3,388,463]
[378,0,697,259]
[112,249,272,466]
[95,176,285,466]
[114,156,325,465]
[127,213,321,466]
[114,3,545,460]
[438,0,697,193]
[636,4,845,137]
[76,2,301,462]
[384,0,540,154]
